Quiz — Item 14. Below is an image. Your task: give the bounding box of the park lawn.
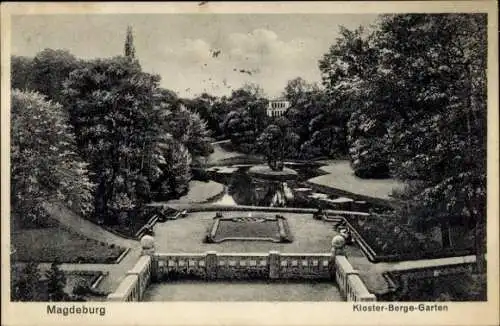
[11,227,126,264]
[308,160,406,201]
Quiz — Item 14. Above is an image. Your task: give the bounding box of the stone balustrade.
[334,255,376,301]
[107,235,377,302]
[107,255,152,302]
[152,251,332,281]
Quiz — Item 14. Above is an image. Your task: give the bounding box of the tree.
[153,138,192,199]
[124,26,136,59]
[63,56,163,224]
[256,117,299,171]
[221,85,269,153]
[184,93,225,138]
[319,14,487,270]
[154,89,213,166]
[30,49,82,103]
[12,262,40,301]
[10,90,94,228]
[165,105,213,160]
[46,261,67,301]
[375,14,487,270]
[283,77,317,107]
[282,77,350,160]
[11,56,33,90]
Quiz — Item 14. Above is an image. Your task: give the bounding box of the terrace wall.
[107,251,376,302]
[153,251,332,280]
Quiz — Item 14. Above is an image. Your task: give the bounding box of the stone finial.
[332,235,346,249]
[140,235,155,255]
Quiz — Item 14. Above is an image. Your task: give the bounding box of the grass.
[11,227,126,263]
[308,160,406,201]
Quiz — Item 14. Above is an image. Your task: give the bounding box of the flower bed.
[205,215,293,243]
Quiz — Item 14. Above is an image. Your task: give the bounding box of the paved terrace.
[144,280,342,301]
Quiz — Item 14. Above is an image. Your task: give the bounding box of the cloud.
[160,28,324,98]
[166,38,212,63]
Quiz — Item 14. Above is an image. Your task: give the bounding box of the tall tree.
[63,57,162,224]
[10,90,94,229]
[30,49,82,103]
[319,25,389,176]
[256,117,299,170]
[124,26,136,59]
[319,14,487,270]
[374,14,487,269]
[221,85,269,153]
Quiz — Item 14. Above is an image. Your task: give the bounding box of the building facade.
[267,99,290,117]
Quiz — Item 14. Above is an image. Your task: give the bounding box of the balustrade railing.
[108,250,377,302]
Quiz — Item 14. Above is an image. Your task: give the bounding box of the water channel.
[205,163,389,213]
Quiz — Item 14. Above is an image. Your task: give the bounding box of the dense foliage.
[319,14,487,268]
[62,57,165,224]
[219,85,269,153]
[255,117,300,170]
[10,90,95,229]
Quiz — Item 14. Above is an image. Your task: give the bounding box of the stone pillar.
[331,234,346,257]
[205,251,218,280]
[140,235,156,281]
[269,251,280,279]
[330,235,346,279]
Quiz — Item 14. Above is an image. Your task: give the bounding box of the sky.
[11,14,378,98]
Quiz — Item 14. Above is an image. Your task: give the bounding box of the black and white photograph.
[1,2,498,326]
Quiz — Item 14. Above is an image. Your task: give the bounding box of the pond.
[205,163,388,213]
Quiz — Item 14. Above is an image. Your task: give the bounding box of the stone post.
[205,251,218,280]
[140,235,156,281]
[331,234,346,257]
[330,235,346,279]
[269,250,280,279]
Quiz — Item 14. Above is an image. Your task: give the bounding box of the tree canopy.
[11,90,95,228]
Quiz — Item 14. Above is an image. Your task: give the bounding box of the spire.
[124,25,136,59]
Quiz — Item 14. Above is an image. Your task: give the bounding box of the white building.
[266,99,290,117]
